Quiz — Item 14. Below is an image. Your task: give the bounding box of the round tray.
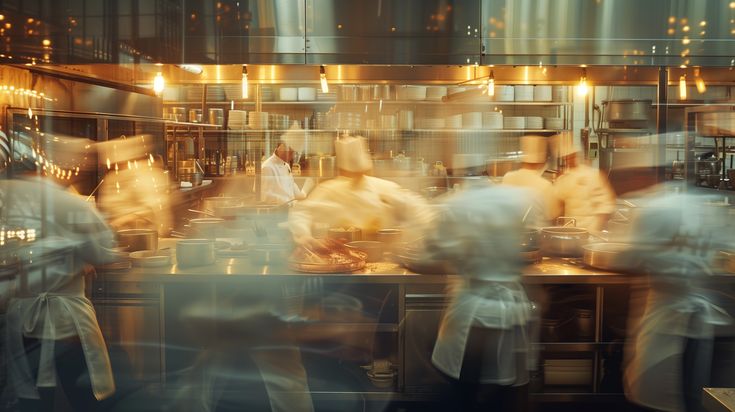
[289,259,366,274]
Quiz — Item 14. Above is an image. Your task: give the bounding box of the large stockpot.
[582,243,632,272]
[306,155,336,177]
[540,226,589,257]
[117,229,158,252]
[602,100,652,122]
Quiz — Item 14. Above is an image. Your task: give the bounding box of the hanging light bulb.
[241,65,249,99]
[320,65,329,93]
[576,68,588,96]
[153,71,165,95]
[487,70,495,97]
[679,74,687,100]
[694,67,706,93]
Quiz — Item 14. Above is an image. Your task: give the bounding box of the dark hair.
[273,141,288,154]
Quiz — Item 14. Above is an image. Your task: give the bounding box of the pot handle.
[556,216,577,227]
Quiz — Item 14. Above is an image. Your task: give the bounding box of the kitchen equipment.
[189,218,225,239]
[602,100,652,124]
[306,155,336,177]
[202,196,244,214]
[525,116,543,129]
[520,247,541,264]
[298,87,316,101]
[188,109,202,123]
[179,172,203,186]
[346,241,384,262]
[339,85,357,101]
[697,111,735,136]
[117,229,158,252]
[544,359,593,386]
[380,114,397,129]
[289,250,367,273]
[398,110,414,130]
[279,87,297,101]
[176,239,215,268]
[521,229,540,249]
[208,108,224,126]
[574,308,594,338]
[540,218,589,257]
[130,250,171,267]
[544,117,564,130]
[373,84,392,100]
[534,85,552,102]
[582,243,631,272]
[227,110,247,130]
[494,85,515,101]
[171,107,186,122]
[503,116,526,129]
[328,227,362,243]
[393,245,454,274]
[552,86,568,102]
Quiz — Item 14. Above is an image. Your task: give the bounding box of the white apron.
[432,278,536,385]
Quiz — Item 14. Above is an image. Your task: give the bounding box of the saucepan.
[581,242,632,272]
[540,218,589,257]
[117,229,158,252]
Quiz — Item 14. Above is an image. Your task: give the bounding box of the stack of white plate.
[552,86,568,102]
[396,85,427,101]
[504,116,526,129]
[417,118,445,129]
[495,85,515,101]
[426,86,448,101]
[248,111,269,129]
[279,87,297,101]
[445,114,463,129]
[544,117,564,130]
[298,87,316,101]
[379,114,397,129]
[483,112,504,129]
[525,116,544,129]
[514,85,534,101]
[534,85,552,101]
[228,110,247,130]
[462,112,483,129]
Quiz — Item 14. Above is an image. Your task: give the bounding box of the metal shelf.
[199,128,567,134]
[164,100,571,106]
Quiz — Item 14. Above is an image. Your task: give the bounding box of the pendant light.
[576,68,588,97]
[241,65,249,99]
[487,70,495,97]
[679,74,687,100]
[153,71,165,96]
[694,68,706,94]
[320,65,329,93]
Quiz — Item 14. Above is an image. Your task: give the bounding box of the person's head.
[335,136,373,178]
[520,134,547,169]
[274,141,294,163]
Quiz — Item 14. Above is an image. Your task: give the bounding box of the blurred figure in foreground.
[2,175,119,411]
[502,134,556,228]
[552,132,615,232]
[97,135,172,236]
[426,184,537,412]
[289,135,433,248]
[622,192,733,412]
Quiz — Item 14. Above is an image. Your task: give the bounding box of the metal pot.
[521,229,540,249]
[176,239,215,268]
[190,218,225,239]
[346,241,384,263]
[540,226,589,257]
[179,172,203,186]
[117,229,158,252]
[582,242,632,271]
[306,155,336,177]
[520,247,541,264]
[602,100,652,122]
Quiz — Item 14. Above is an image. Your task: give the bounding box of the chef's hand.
[295,235,329,253]
[301,178,315,195]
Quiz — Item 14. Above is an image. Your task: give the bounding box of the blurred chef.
[427,185,537,412]
[261,125,314,205]
[551,132,615,232]
[97,135,172,236]
[622,193,732,412]
[3,158,120,411]
[501,135,556,227]
[288,135,434,248]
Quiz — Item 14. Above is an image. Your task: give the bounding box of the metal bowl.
[117,229,158,252]
[540,227,589,257]
[582,242,632,272]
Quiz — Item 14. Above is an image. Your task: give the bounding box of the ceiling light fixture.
[153,71,165,96]
[242,65,248,99]
[320,65,329,93]
[694,67,706,93]
[487,70,495,97]
[679,74,687,100]
[576,68,588,96]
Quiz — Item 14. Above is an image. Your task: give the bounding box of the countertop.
[704,388,735,412]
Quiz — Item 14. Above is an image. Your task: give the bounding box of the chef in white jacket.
[551,132,615,232]
[622,193,732,412]
[261,124,314,205]
[2,176,119,412]
[502,134,556,227]
[427,184,537,411]
[288,135,433,248]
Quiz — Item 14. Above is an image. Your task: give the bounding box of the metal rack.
[684,105,735,189]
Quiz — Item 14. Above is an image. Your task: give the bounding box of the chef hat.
[335,135,373,172]
[281,121,306,153]
[520,134,547,164]
[96,135,152,164]
[554,131,581,157]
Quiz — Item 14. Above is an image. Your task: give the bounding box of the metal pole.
[656,67,668,183]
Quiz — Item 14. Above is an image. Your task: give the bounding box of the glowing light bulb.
[153,71,164,95]
[241,65,248,99]
[320,65,329,93]
[679,75,687,100]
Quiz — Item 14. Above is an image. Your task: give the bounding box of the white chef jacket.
[1,178,117,401]
[261,154,304,205]
[552,164,616,231]
[621,194,732,412]
[288,175,434,241]
[501,168,556,227]
[424,186,538,385]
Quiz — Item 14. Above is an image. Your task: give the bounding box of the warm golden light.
[320,65,329,93]
[153,72,164,95]
[487,70,495,97]
[577,69,589,96]
[679,75,687,100]
[694,68,707,93]
[241,65,248,99]
[42,39,50,47]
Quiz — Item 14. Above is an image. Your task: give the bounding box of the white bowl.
[514,85,534,102]
[504,116,526,129]
[494,85,515,101]
[544,117,564,130]
[525,116,544,129]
